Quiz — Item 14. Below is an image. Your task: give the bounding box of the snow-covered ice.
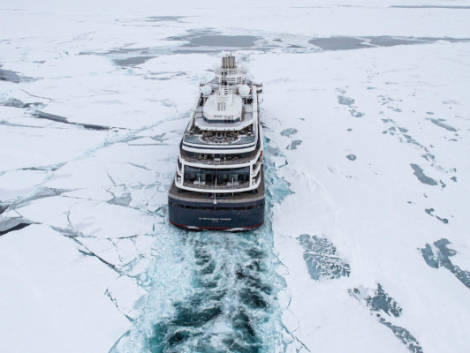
[1,1,470,352]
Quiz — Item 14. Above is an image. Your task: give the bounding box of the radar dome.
[238,84,250,98]
[201,85,212,96]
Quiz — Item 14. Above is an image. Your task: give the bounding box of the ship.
[168,54,265,231]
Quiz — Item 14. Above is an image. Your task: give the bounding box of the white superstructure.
[173,54,264,194]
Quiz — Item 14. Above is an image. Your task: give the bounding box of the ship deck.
[168,170,265,205]
[180,147,259,166]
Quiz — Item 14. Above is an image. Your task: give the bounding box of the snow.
[1,1,470,352]
[265,43,470,352]
[0,225,132,353]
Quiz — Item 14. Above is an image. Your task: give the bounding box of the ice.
[1,1,470,352]
[0,225,132,353]
[111,145,294,353]
[263,43,470,352]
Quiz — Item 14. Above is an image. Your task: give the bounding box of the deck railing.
[183,180,250,190]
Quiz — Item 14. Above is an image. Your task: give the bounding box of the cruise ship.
[168,55,264,231]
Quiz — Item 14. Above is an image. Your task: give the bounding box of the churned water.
[111,138,293,353]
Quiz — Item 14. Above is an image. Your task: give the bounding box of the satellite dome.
[238,84,250,98]
[201,85,212,96]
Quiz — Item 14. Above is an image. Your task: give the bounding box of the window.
[184,166,250,186]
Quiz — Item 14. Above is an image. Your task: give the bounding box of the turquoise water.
[111,137,293,353]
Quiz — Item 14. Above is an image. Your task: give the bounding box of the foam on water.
[111,138,293,353]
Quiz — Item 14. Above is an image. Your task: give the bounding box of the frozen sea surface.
[1,1,470,353]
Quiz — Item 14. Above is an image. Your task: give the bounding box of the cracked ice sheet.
[17,195,156,239]
[0,107,109,171]
[2,1,470,44]
[2,55,188,129]
[256,42,470,352]
[1,2,470,353]
[36,120,183,204]
[0,224,140,353]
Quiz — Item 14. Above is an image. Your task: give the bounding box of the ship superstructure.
[168,55,264,231]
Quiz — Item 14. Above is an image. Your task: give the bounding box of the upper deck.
[173,55,264,195]
[181,55,261,154]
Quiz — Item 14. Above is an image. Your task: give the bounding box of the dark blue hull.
[168,181,265,231]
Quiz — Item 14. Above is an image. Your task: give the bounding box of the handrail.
[181,151,258,166]
[183,180,250,190]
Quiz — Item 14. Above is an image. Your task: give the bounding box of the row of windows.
[184,151,255,160]
[184,166,250,185]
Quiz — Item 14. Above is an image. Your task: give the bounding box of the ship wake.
[110,138,293,353]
